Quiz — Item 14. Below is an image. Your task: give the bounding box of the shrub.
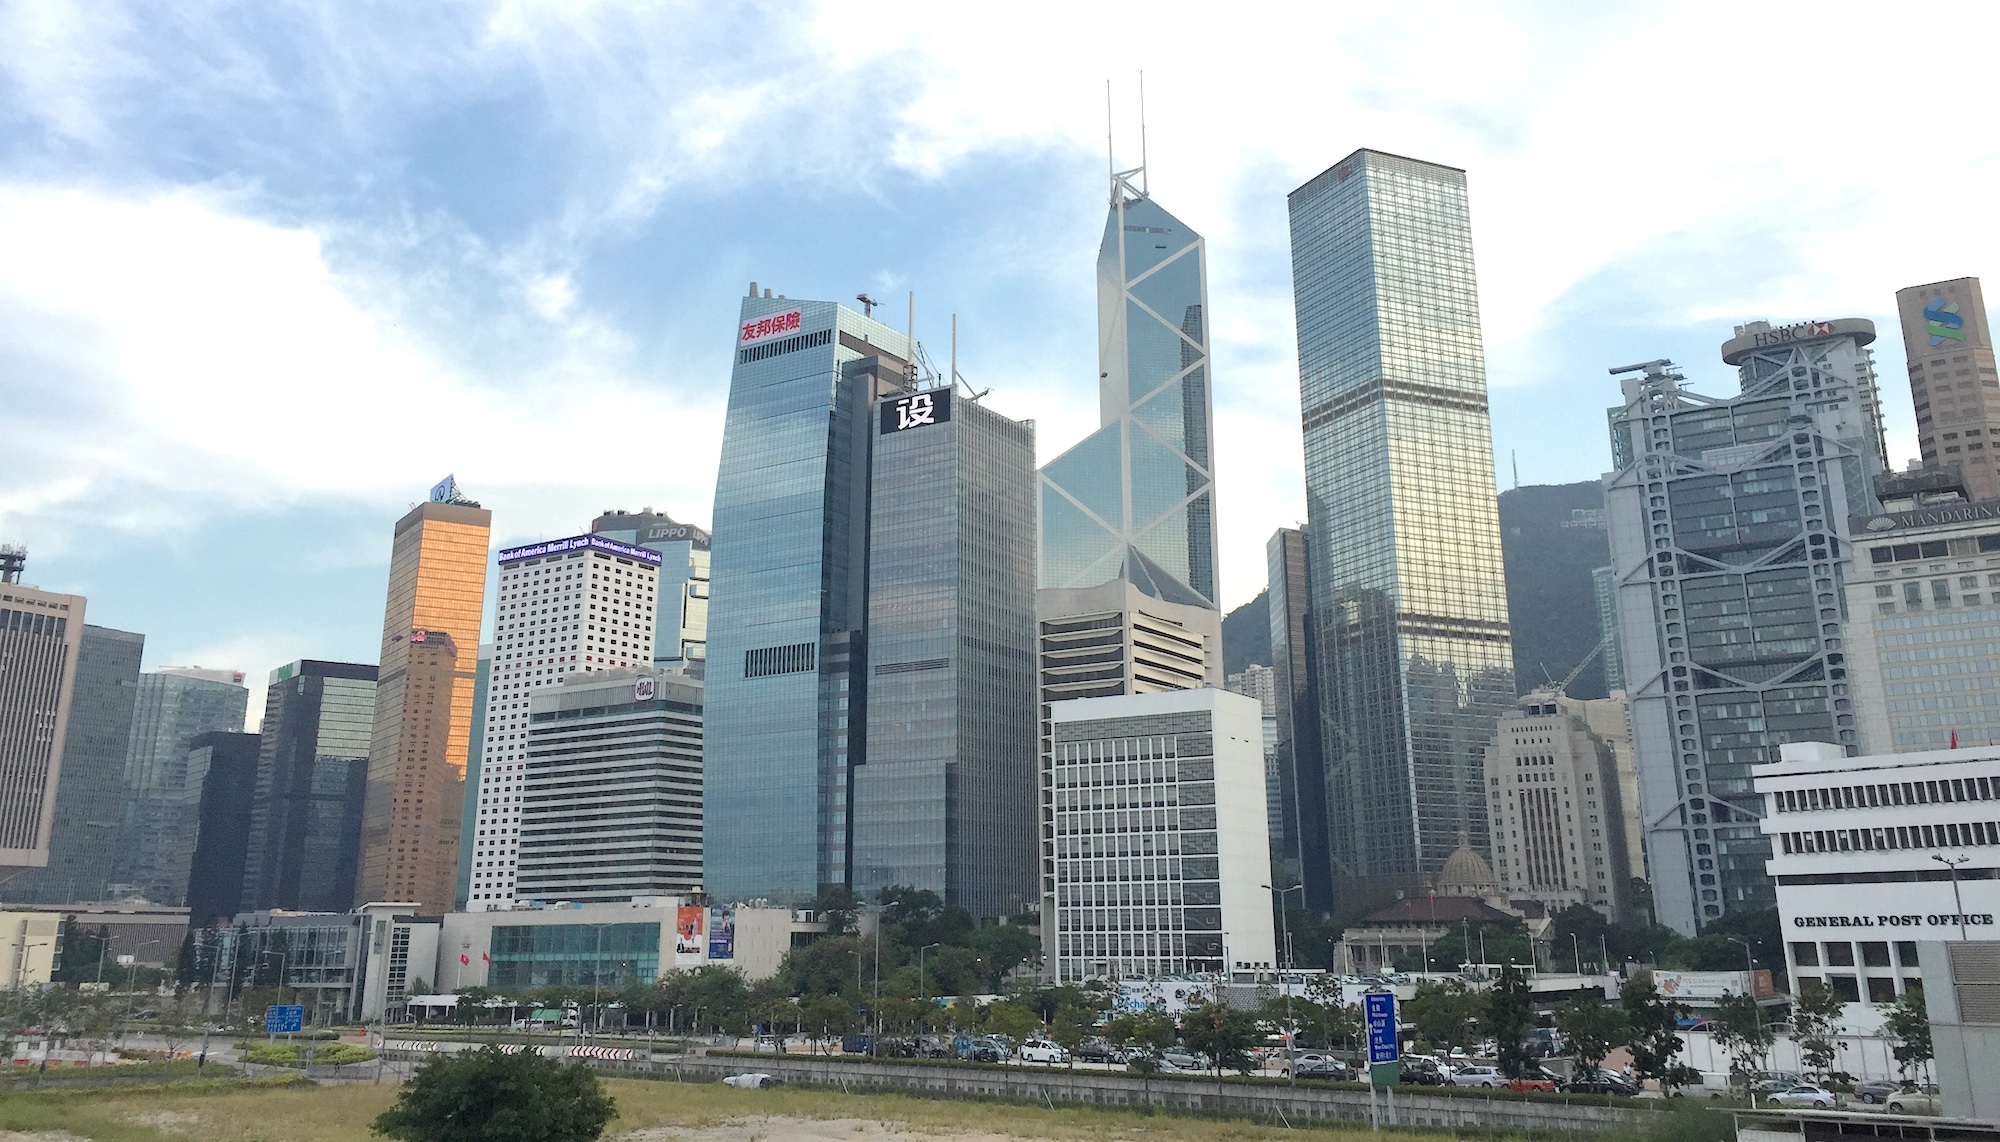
[373,1044,615,1142]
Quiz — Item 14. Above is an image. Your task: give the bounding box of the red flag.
[482,952,490,963]
[1952,731,1959,749]
[460,954,470,965]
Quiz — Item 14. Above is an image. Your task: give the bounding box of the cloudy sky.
[4,0,1998,727]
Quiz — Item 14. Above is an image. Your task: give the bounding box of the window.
[1861,942,1891,967]
[1792,941,1820,966]
[1828,975,1861,1002]
[1826,942,1855,967]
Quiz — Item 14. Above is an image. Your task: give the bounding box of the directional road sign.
[264,1004,304,1034]
[1364,991,1398,1064]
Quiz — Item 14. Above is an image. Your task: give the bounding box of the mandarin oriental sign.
[740,307,803,345]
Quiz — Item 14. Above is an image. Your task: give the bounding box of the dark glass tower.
[184,730,262,925]
[241,660,376,912]
[1039,170,1217,609]
[1287,150,1517,904]
[0,624,144,903]
[1266,526,1331,911]
[705,291,914,905]
[112,668,248,904]
[853,386,1038,919]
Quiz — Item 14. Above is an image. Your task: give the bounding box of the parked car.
[1161,1048,1205,1071]
[723,1073,782,1088]
[1855,1079,1904,1104]
[1399,1058,1448,1086]
[1750,1071,1805,1095]
[1076,1039,1125,1064]
[1768,1084,1838,1109]
[1018,1039,1069,1065]
[1507,1066,1560,1093]
[1280,1052,1348,1080]
[1562,1070,1639,1096]
[1450,1066,1507,1088]
[1885,1084,1941,1115]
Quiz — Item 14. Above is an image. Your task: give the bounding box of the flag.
[1952,731,1959,749]
[460,954,470,965]
[482,952,490,963]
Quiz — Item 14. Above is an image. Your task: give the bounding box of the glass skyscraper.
[112,667,248,905]
[1286,149,1517,905]
[1039,171,1217,609]
[1603,320,1884,932]
[242,660,377,912]
[705,290,915,906]
[854,386,1038,920]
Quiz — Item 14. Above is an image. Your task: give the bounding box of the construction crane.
[1553,638,1608,694]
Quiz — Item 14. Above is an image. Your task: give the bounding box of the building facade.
[1897,278,2000,501]
[1266,526,1331,910]
[1044,689,1276,982]
[1603,321,1887,932]
[472,534,662,908]
[112,668,247,905]
[242,660,377,912]
[590,509,711,673]
[850,386,1039,920]
[517,669,703,905]
[1757,740,1998,1009]
[1591,566,1625,692]
[360,496,490,915]
[182,730,262,925]
[0,574,85,881]
[1224,663,1282,870]
[1483,689,1636,919]
[0,624,144,904]
[704,290,914,906]
[454,645,491,910]
[1038,169,1218,612]
[1286,149,1517,905]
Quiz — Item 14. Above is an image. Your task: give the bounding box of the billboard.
[880,389,951,434]
[1650,969,1774,1000]
[739,307,803,346]
[675,905,705,966]
[708,907,735,961]
[497,534,665,567]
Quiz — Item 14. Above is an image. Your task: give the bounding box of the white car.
[1768,1084,1836,1109]
[723,1073,782,1088]
[1449,1066,1506,1088]
[1018,1039,1069,1064]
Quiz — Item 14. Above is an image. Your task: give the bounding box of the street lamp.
[1264,883,1305,1085]
[123,939,163,1048]
[1724,934,1762,1099]
[917,943,941,1038]
[1934,854,1972,941]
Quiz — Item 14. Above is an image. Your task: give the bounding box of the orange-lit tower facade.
[358,482,491,913]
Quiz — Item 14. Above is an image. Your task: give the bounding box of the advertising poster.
[708,907,736,961]
[675,905,705,965]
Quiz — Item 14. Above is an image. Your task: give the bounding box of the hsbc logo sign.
[1752,320,1836,347]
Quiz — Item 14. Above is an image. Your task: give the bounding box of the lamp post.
[917,943,941,1039]
[1725,934,1762,1099]
[1934,854,1973,941]
[1570,933,1582,975]
[1264,884,1305,1085]
[123,939,163,1049]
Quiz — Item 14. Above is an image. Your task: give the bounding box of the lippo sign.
[740,307,803,345]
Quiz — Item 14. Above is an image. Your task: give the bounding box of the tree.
[1621,970,1694,1090]
[1403,980,1483,1051]
[968,923,1039,990]
[1555,999,1625,1077]
[1882,988,1932,1081]
[984,999,1037,1040]
[811,886,860,936]
[800,994,856,1049]
[1103,1007,1176,1056]
[1486,964,1535,1079]
[373,1044,616,1142]
[1790,980,1847,1083]
[1709,992,1773,1090]
[1182,999,1260,1078]
[1048,1002,1094,1066]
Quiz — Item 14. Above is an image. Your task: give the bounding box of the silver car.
[1768,1084,1836,1109]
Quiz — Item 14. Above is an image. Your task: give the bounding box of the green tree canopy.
[373,1044,615,1142]
[1555,998,1626,1076]
[1486,964,1535,1078]
[1882,988,1932,1081]
[1791,980,1847,1082]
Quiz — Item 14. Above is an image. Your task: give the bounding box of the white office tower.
[1044,688,1276,983]
[518,668,702,904]
[468,535,661,910]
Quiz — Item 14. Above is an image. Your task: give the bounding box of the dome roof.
[1436,832,1499,897]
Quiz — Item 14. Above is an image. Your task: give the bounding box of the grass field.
[0,1074,1433,1142]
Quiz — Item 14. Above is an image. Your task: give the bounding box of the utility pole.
[1934,853,1973,941]
[1266,884,1304,1084]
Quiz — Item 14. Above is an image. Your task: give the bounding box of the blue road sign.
[265,1004,304,1034]
[1364,991,1398,1064]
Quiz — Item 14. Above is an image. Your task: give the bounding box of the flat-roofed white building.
[1756,740,2000,1009]
[1043,688,1276,983]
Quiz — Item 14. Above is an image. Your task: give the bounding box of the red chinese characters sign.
[740,308,803,345]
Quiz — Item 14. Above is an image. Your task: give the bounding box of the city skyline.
[5,4,1996,697]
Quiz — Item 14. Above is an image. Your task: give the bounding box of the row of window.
[1776,818,2000,855]
[1770,773,1996,813]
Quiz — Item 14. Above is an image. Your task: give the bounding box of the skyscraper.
[182,730,262,925]
[1483,689,1636,920]
[1286,149,1517,905]
[705,290,914,906]
[112,667,248,904]
[0,557,84,883]
[359,488,490,913]
[1602,320,1885,932]
[590,509,711,674]
[852,385,1038,919]
[470,534,661,908]
[517,668,703,904]
[1897,278,1999,500]
[1038,168,1217,610]
[242,660,377,912]
[453,644,491,910]
[0,623,144,903]
[1266,526,1330,910]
